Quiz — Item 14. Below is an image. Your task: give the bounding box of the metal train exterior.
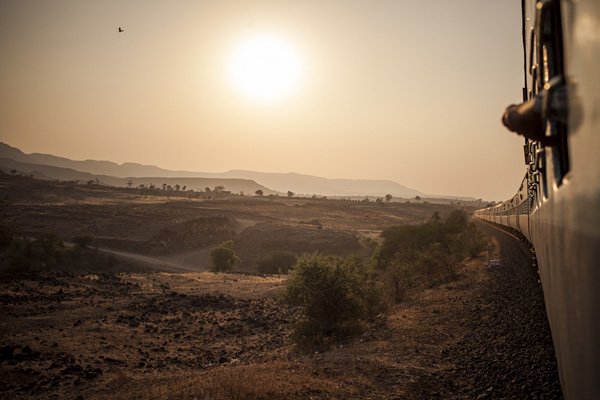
[474,1,600,399]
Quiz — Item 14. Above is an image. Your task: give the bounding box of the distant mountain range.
[207,170,425,198]
[0,142,472,199]
[0,156,274,195]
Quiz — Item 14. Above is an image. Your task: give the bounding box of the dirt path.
[234,218,258,234]
[96,247,215,273]
[160,247,214,271]
[96,219,259,273]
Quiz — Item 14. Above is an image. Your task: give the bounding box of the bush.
[210,240,239,272]
[285,254,385,346]
[461,222,487,257]
[380,261,414,302]
[373,209,486,300]
[256,251,297,274]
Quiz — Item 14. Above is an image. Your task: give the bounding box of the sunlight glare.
[228,34,303,102]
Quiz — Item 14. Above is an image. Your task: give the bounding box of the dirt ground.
[1,174,561,399]
[0,252,492,400]
[0,173,474,273]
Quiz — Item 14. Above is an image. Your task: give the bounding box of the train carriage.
[474,1,600,398]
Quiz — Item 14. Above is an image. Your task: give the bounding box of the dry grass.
[107,361,351,400]
[94,243,497,400]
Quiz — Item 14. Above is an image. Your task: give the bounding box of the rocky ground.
[406,221,564,399]
[0,272,292,399]
[0,221,564,399]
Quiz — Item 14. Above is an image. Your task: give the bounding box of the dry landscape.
[0,173,561,399]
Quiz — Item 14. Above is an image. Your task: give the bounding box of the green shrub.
[360,275,389,318]
[461,222,487,257]
[381,261,414,302]
[256,251,297,274]
[210,240,239,272]
[445,209,469,234]
[373,209,486,300]
[285,254,385,346]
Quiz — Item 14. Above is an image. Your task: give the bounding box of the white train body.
[475,1,600,398]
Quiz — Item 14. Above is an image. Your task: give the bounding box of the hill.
[0,142,472,199]
[203,170,425,198]
[0,157,272,195]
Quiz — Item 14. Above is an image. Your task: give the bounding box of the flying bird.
[118,27,124,33]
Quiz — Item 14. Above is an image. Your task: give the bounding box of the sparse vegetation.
[210,240,239,272]
[373,209,486,301]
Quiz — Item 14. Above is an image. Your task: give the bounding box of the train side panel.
[532,1,600,398]
[476,1,600,398]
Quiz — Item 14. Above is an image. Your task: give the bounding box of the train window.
[535,0,569,185]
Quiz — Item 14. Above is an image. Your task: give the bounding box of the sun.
[228,34,303,102]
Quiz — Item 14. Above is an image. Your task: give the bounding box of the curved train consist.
[474,1,599,399]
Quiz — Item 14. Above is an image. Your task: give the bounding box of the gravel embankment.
[437,221,564,399]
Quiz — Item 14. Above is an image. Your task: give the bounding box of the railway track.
[424,222,563,399]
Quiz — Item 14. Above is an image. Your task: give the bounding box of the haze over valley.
[1,1,527,201]
[1,142,477,200]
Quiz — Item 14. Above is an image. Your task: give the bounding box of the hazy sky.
[0,0,525,200]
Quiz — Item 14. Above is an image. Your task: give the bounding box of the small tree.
[210,240,239,272]
[214,185,225,192]
[205,187,211,193]
[385,194,393,203]
[287,190,294,197]
[415,195,421,202]
[255,189,264,196]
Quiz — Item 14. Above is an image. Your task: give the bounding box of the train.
[474,1,599,399]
